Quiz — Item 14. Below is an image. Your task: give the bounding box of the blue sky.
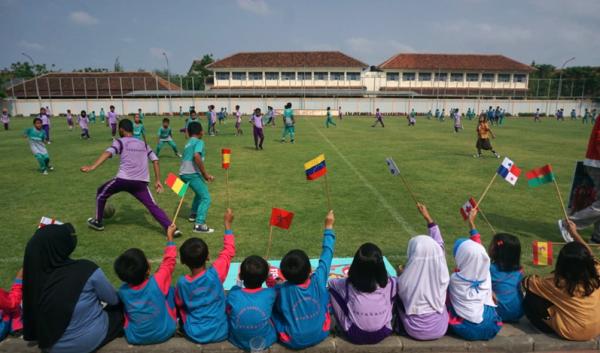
[1,0,598,74]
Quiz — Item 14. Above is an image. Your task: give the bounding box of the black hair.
[209,105,215,110]
[281,249,311,284]
[235,105,240,110]
[180,237,209,269]
[348,243,388,293]
[110,105,115,109]
[190,109,196,115]
[240,255,269,289]
[67,109,71,113]
[254,108,261,114]
[285,102,292,109]
[114,248,149,286]
[327,107,330,110]
[162,118,170,123]
[554,242,600,297]
[80,110,86,117]
[119,119,133,132]
[33,117,42,124]
[187,121,203,136]
[488,233,521,271]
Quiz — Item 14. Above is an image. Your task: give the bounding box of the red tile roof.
[206,51,368,69]
[6,72,180,98]
[378,53,535,72]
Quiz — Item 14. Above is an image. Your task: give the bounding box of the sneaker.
[557,219,573,243]
[174,229,183,238]
[42,170,48,175]
[48,166,54,171]
[188,214,197,222]
[193,224,214,234]
[494,153,500,159]
[177,153,182,158]
[473,154,481,158]
[87,217,105,231]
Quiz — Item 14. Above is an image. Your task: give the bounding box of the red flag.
[270,208,295,230]
[222,148,231,169]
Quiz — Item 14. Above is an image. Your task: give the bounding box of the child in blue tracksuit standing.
[227,255,277,351]
[176,209,236,344]
[273,211,336,349]
[114,225,178,345]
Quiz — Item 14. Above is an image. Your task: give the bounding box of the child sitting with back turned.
[175,209,235,344]
[328,242,396,344]
[488,233,524,322]
[114,224,178,345]
[227,255,277,351]
[273,210,335,349]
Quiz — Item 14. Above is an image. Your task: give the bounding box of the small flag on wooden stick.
[532,241,553,266]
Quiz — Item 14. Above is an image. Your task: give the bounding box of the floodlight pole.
[22,52,41,104]
[163,52,173,114]
[556,57,575,112]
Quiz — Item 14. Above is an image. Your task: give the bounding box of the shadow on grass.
[106,204,165,235]
[486,213,557,240]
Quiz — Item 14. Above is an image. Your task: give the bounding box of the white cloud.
[69,11,98,25]
[150,47,172,61]
[19,40,44,51]
[237,0,270,15]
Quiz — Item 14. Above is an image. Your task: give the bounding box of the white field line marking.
[307,119,416,235]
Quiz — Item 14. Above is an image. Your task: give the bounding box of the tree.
[9,61,52,79]
[73,67,109,72]
[187,54,214,91]
[114,58,123,72]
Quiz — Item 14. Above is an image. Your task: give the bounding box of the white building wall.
[213,68,364,88]
[3,97,597,116]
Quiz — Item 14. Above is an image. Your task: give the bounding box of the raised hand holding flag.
[222,148,231,207]
[304,154,332,210]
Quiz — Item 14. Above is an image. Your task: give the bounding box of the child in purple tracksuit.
[234,105,243,136]
[81,119,177,235]
[107,105,119,137]
[66,109,74,130]
[39,107,51,142]
[1,108,10,130]
[78,110,90,139]
[329,243,396,344]
[250,108,264,150]
[175,209,236,344]
[273,211,336,349]
[114,224,178,345]
[227,255,277,351]
[372,108,384,127]
[0,269,23,341]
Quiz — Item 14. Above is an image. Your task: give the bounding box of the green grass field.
[0,114,593,288]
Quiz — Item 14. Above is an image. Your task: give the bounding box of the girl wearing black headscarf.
[22,224,122,353]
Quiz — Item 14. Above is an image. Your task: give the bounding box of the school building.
[203,51,369,91]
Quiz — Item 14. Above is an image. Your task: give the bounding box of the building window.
[418,72,432,81]
[466,73,479,82]
[331,72,344,81]
[314,72,328,80]
[297,72,312,80]
[249,72,263,80]
[216,72,230,80]
[482,73,494,82]
[513,74,526,83]
[434,72,448,81]
[403,72,416,81]
[450,73,464,82]
[498,73,510,82]
[265,72,279,80]
[232,72,246,80]
[281,72,296,80]
[386,72,399,81]
[347,72,360,81]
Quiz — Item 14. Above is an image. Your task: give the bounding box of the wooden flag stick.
[225,169,231,209]
[476,173,498,208]
[476,206,496,234]
[323,173,333,211]
[399,174,419,205]
[552,178,570,220]
[171,194,186,226]
[265,225,274,260]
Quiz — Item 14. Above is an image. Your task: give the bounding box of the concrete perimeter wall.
[2,97,598,116]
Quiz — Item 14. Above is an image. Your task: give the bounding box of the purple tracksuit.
[95,137,171,229]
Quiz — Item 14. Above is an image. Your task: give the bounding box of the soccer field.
[0,114,592,287]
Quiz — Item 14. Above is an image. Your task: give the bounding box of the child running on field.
[107,105,119,138]
[250,108,265,150]
[39,107,51,143]
[474,116,500,158]
[180,121,215,234]
[24,118,53,175]
[234,105,243,136]
[272,211,335,349]
[66,109,74,131]
[2,108,10,130]
[453,109,463,133]
[325,107,336,128]
[78,110,90,139]
[338,106,344,120]
[372,108,384,127]
[89,110,96,123]
[176,209,235,344]
[265,106,275,126]
[114,224,178,345]
[99,108,106,123]
[281,102,295,143]
[132,114,146,142]
[156,118,181,157]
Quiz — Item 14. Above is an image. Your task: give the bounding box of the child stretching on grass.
[273,210,335,349]
[24,118,53,175]
[176,209,235,344]
[328,242,396,344]
[156,118,181,157]
[114,224,178,345]
[227,255,277,351]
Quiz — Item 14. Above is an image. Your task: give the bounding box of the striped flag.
[497,157,521,186]
[304,154,327,181]
[526,164,555,188]
[222,148,231,169]
[460,197,478,220]
[532,241,553,266]
[165,173,188,198]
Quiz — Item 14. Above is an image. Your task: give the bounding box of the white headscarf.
[397,235,449,315]
[449,239,495,324]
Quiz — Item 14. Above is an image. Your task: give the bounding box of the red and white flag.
[39,217,63,228]
[460,198,478,220]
